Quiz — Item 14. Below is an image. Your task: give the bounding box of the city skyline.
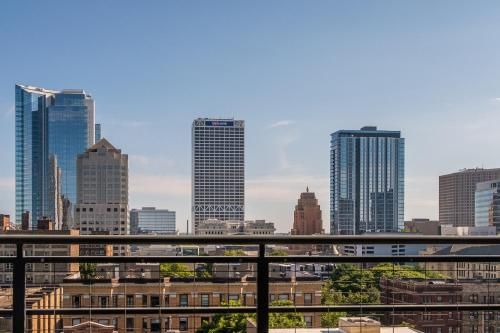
[2,2,500,232]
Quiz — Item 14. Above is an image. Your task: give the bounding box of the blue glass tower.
[15,85,94,228]
[330,126,404,235]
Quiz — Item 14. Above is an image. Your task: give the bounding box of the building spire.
[306,186,309,193]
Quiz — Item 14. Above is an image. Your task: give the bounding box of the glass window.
[126,318,134,331]
[179,317,188,331]
[201,294,210,307]
[180,294,188,307]
[126,295,134,306]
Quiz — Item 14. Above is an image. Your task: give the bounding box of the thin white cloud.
[268,120,296,129]
[3,105,14,118]
[130,174,189,196]
[0,177,14,190]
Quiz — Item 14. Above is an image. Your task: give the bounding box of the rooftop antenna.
[186,219,189,235]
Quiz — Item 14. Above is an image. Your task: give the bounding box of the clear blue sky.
[1,1,500,232]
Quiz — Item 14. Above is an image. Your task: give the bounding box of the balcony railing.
[1,234,500,333]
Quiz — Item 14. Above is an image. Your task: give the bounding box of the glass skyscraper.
[475,179,500,231]
[15,84,94,228]
[192,118,245,234]
[330,126,404,235]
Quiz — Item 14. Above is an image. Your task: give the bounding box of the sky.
[1,1,500,233]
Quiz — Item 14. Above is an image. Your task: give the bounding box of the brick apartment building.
[61,276,324,332]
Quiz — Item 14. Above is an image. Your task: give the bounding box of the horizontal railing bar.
[265,255,500,263]
[23,304,500,315]
[1,234,500,245]
[26,306,256,315]
[1,255,500,264]
[20,256,258,263]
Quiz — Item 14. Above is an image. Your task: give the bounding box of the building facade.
[380,278,462,333]
[192,118,245,233]
[130,207,176,234]
[475,179,500,232]
[197,219,275,235]
[15,84,95,228]
[404,218,441,235]
[61,277,323,333]
[291,187,323,235]
[95,123,102,142]
[330,126,405,235]
[439,168,500,227]
[74,139,128,255]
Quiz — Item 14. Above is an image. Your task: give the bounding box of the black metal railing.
[1,234,500,333]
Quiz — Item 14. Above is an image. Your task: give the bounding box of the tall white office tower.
[192,118,244,234]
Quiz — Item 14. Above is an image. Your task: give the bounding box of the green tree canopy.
[269,248,288,256]
[160,263,194,278]
[224,249,246,256]
[79,262,97,280]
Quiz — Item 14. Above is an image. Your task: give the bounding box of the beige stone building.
[74,138,129,255]
[197,219,275,235]
[61,276,324,332]
[0,287,62,332]
[439,168,500,227]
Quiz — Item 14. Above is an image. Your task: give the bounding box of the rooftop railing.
[1,234,500,333]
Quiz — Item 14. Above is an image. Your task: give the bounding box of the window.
[201,294,210,307]
[229,294,239,302]
[98,319,109,325]
[179,317,188,331]
[304,316,312,328]
[164,295,170,306]
[99,296,108,307]
[126,295,134,306]
[180,294,188,307]
[72,318,81,326]
[142,294,148,306]
[278,294,289,301]
[151,295,160,307]
[72,296,81,308]
[128,317,137,330]
[304,293,312,305]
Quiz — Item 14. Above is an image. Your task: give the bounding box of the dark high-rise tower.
[330,126,405,235]
[192,118,244,234]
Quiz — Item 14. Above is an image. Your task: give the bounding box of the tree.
[371,263,447,281]
[196,300,306,332]
[196,300,252,333]
[79,262,97,280]
[269,248,288,256]
[160,263,194,278]
[269,300,306,328]
[328,264,378,294]
[224,249,246,256]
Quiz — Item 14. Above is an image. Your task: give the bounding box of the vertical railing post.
[13,242,25,332]
[257,243,269,333]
